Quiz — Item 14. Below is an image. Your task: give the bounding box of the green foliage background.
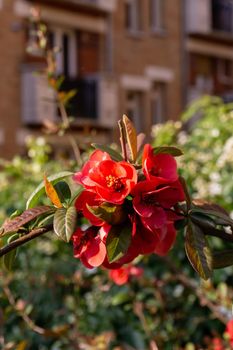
[1,97,233,349]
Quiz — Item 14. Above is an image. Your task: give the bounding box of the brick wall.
[0,0,25,158]
[112,0,183,133]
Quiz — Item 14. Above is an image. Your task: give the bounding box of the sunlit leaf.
[16,340,27,350]
[185,222,212,280]
[106,223,132,263]
[44,175,63,208]
[91,143,123,162]
[1,206,52,235]
[87,203,127,225]
[122,114,137,162]
[53,206,77,242]
[153,146,183,157]
[26,171,73,209]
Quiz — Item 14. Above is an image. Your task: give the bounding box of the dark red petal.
[131,180,160,197]
[133,196,154,218]
[141,207,167,230]
[153,224,177,256]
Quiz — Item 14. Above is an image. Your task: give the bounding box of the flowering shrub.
[1,114,233,283]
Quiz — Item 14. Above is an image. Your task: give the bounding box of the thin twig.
[3,283,68,337]
[0,225,53,258]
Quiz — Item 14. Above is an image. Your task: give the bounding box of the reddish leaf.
[122,114,138,162]
[1,206,52,235]
[185,222,212,280]
[44,175,63,208]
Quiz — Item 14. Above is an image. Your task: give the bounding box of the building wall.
[0,0,25,158]
[112,0,183,133]
[0,0,184,158]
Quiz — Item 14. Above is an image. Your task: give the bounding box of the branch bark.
[0,225,53,258]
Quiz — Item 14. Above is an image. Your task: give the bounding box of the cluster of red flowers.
[72,144,185,270]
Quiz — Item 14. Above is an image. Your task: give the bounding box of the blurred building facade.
[186,0,233,102]
[0,0,183,158]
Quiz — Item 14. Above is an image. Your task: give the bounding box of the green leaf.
[122,114,138,162]
[190,212,216,229]
[1,206,53,236]
[86,203,127,225]
[91,144,123,162]
[185,222,212,280]
[212,249,233,269]
[26,171,74,209]
[54,181,71,204]
[106,223,132,263]
[190,208,233,227]
[3,233,19,271]
[53,206,77,242]
[153,146,183,157]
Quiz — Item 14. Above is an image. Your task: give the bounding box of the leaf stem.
[0,225,53,258]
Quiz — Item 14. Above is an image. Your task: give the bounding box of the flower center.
[142,193,159,206]
[106,175,124,192]
[151,166,162,177]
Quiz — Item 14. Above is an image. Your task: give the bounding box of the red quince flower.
[109,265,143,285]
[131,217,177,256]
[142,144,178,183]
[75,190,104,226]
[74,149,137,204]
[73,150,111,188]
[72,225,109,268]
[132,179,185,234]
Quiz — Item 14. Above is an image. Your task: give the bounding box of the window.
[217,58,233,85]
[124,0,142,33]
[126,91,143,131]
[150,83,166,125]
[51,27,78,78]
[150,0,164,32]
[212,0,233,33]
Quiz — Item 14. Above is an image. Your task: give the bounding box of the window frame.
[124,0,143,36]
[149,0,165,34]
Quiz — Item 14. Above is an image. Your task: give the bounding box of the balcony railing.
[21,65,118,128]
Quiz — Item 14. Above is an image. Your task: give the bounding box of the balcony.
[28,0,117,13]
[186,0,233,37]
[21,65,118,128]
[69,0,117,12]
